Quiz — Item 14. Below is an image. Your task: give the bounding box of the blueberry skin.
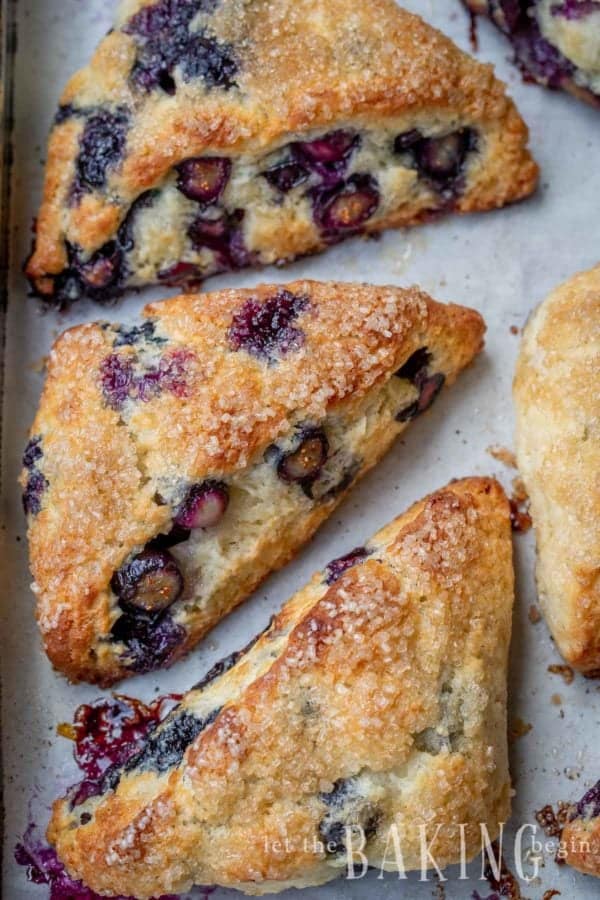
[123,708,220,775]
[72,107,129,195]
[276,428,329,486]
[395,347,432,382]
[111,548,184,615]
[318,776,382,856]
[111,610,187,674]
[174,480,229,530]
[324,547,371,585]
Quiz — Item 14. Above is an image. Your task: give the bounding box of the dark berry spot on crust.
[125,0,237,94]
[174,480,229,529]
[175,156,231,203]
[22,470,48,516]
[100,348,194,408]
[180,32,238,88]
[262,160,309,193]
[228,289,310,361]
[313,174,379,235]
[325,547,371,584]
[100,353,135,408]
[276,428,329,486]
[123,708,219,775]
[111,610,186,674]
[111,548,184,615]
[72,108,129,195]
[22,435,43,469]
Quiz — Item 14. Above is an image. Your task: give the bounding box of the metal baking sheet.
[2,1,599,897]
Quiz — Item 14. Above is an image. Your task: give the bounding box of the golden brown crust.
[22,280,485,685]
[563,807,600,878]
[25,0,537,302]
[514,265,600,672]
[47,476,514,897]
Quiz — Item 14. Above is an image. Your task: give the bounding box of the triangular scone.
[462,1,600,108]
[48,477,514,897]
[25,0,537,307]
[514,265,600,672]
[21,280,484,685]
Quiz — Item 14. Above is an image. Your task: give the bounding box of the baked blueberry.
[262,160,309,193]
[22,470,48,516]
[395,347,432,382]
[72,108,129,195]
[174,481,229,529]
[175,157,231,203]
[22,435,43,469]
[324,546,371,584]
[227,289,309,360]
[111,548,184,615]
[275,428,329,485]
[111,610,186,673]
[313,174,379,234]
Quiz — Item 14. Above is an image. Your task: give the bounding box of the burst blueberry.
[175,156,231,203]
[174,480,229,529]
[313,174,379,234]
[73,108,129,194]
[22,435,43,469]
[228,289,309,360]
[111,610,186,673]
[276,428,329,485]
[22,470,48,516]
[262,159,309,193]
[111,548,184,615]
[125,0,237,94]
[325,546,371,584]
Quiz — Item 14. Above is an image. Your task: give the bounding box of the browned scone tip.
[21,280,485,686]
[25,0,538,308]
[514,264,600,672]
[47,476,514,898]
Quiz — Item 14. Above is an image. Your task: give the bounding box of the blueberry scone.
[21,280,485,685]
[24,0,538,308]
[562,779,600,877]
[514,265,600,671]
[464,1,600,107]
[47,477,514,897]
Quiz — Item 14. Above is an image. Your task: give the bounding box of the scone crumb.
[509,717,532,741]
[486,445,517,468]
[548,664,575,685]
[528,605,541,624]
